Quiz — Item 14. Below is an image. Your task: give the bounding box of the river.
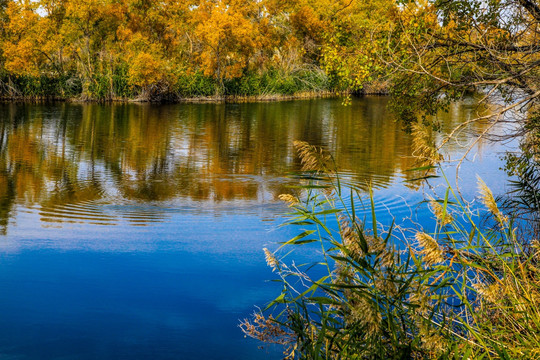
[0,98,510,359]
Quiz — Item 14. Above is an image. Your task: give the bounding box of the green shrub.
[111,65,134,98]
[0,67,330,100]
[224,73,261,95]
[0,73,85,99]
[175,72,216,97]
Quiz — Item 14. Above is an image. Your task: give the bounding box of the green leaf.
[278,230,317,249]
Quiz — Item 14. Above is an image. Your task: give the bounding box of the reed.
[241,143,540,359]
[1,67,333,102]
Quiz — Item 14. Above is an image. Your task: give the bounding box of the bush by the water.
[241,141,540,359]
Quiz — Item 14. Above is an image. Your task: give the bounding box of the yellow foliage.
[3,1,43,76]
[127,52,167,88]
[192,0,265,84]
[0,0,412,96]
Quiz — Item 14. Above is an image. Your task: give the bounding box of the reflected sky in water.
[0,98,510,359]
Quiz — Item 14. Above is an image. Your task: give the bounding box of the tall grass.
[241,141,540,359]
[1,67,331,101]
[0,74,83,99]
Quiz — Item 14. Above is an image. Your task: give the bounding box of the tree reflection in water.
[0,98,492,232]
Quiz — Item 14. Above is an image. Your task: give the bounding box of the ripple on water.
[38,200,117,226]
[25,197,173,227]
[335,178,436,228]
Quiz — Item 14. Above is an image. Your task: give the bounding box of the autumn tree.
[191,0,268,95]
[384,0,540,232]
[385,0,540,125]
[319,0,399,93]
[2,1,54,77]
[265,0,399,93]
[116,0,193,99]
[60,0,127,98]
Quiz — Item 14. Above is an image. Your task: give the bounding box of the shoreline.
[0,88,390,104]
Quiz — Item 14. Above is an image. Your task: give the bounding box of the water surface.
[0,98,509,359]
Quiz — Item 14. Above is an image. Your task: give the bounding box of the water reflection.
[0,98,505,360]
[0,98,490,231]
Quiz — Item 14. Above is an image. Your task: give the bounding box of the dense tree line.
[0,0,402,100]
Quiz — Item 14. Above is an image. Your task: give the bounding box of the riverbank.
[0,73,389,104]
[0,88,389,104]
[0,92,372,104]
[0,92,334,103]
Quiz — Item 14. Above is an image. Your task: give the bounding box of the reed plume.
[415,232,444,266]
[349,296,382,337]
[240,313,292,345]
[263,248,279,272]
[338,215,364,258]
[477,176,508,226]
[429,199,453,226]
[293,140,330,171]
[278,193,299,207]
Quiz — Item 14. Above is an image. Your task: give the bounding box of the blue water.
[0,99,511,359]
[0,211,291,359]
